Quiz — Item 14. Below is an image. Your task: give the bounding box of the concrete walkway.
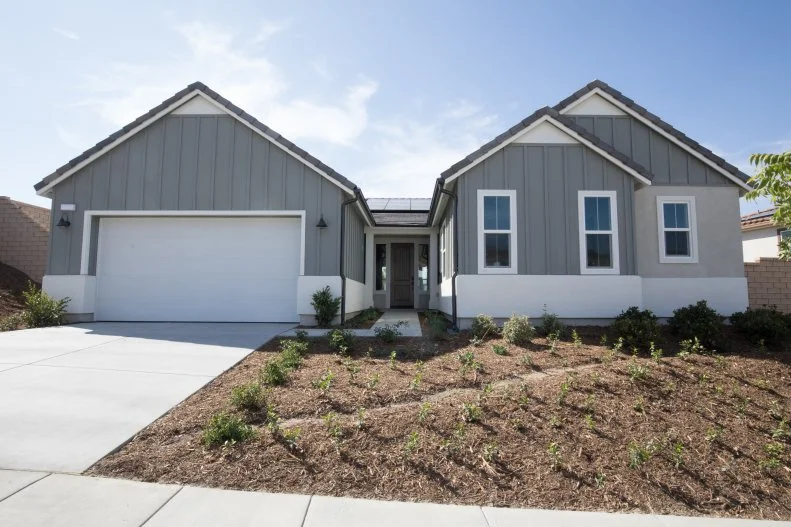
[281,310,423,338]
[0,470,786,527]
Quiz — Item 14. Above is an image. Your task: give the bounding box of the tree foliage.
[746,151,791,259]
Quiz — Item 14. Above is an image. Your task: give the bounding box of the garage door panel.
[95,217,300,322]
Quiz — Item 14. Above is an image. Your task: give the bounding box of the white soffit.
[513,120,578,144]
[564,93,627,116]
[171,96,226,115]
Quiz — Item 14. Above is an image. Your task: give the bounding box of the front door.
[390,243,414,308]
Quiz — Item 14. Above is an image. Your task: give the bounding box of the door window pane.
[665,231,690,256]
[418,244,429,292]
[485,233,510,267]
[585,233,612,268]
[375,244,386,291]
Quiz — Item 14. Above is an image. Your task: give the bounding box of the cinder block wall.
[744,258,791,314]
[0,196,50,283]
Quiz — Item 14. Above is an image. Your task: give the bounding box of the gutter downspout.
[438,186,459,329]
[339,192,360,325]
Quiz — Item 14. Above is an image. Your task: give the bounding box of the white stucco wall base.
[642,277,748,317]
[42,275,96,314]
[297,276,342,325]
[439,278,454,316]
[344,278,367,315]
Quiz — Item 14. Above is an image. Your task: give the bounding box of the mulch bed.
[88,328,791,520]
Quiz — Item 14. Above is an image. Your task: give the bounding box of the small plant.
[519,353,534,368]
[21,283,69,328]
[328,328,355,352]
[610,307,659,351]
[230,382,267,411]
[540,306,568,338]
[571,329,583,348]
[547,442,562,470]
[492,343,508,356]
[584,413,596,431]
[366,373,380,390]
[480,382,494,400]
[730,307,791,346]
[549,414,562,428]
[759,442,785,471]
[594,471,606,489]
[705,425,724,443]
[599,334,608,346]
[628,441,652,469]
[293,329,309,342]
[649,342,663,362]
[342,358,361,382]
[502,314,535,345]
[671,442,685,469]
[389,350,398,369]
[669,300,724,348]
[0,312,24,332]
[461,402,483,423]
[374,321,406,343]
[612,337,624,354]
[409,371,423,391]
[457,350,482,377]
[404,431,419,456]
[355,407,366,430]
[628,358,649,381]
[772,418,789,441]
[583,394,596,413]
[425,310,449,340]
[202,412,256,447]
[312,369,336,392]
[483,443,500,462]
[265,408,281,435]
[322,412,343,442]
[418,402,431,423]
[633,396,645,414]
[470,314,498,340]
[280,427,301,450]
[469,336,484,347]
[557,377,572,405]
[311,286,341,327]
[679,337,708,357]
[279,340,307,370]
[261,360,289,386]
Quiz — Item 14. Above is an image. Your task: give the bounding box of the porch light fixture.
[316,215,328,229]
[56,214,71,228]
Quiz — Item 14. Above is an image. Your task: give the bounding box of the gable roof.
[741,208,778,231]
[34,82,363,200]
[439,106,654,184]
[554,80,751,189]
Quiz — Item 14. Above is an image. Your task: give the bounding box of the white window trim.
[439,222,446,281]
[578,190,620,275]
[477,189,518,275]
[657,196,698,264]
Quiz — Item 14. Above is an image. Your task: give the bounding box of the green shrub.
[610,307,659,351]
[294,329,309,342]
[730,308,791,346]
[470,314,498,340]
[230,382,267,411]
[374,321,405,343]
[21,283,69,328]
[669,300,724,348]
[539,307,568,339]
[0,312,24,332]
[502,314,535,345]
[261,360,289,386]
[425,310,449,340]
[202,413,257,447]
[311,286,341,326]
[492,344,508,356]
[327,328,355,352]
[279,339,308,370]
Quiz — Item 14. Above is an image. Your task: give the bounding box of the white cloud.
[54,28,79,40]
[251,20,290,44]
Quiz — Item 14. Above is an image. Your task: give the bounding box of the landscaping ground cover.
[89,327,791,520]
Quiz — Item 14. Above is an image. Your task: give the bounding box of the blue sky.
[2,0,788,212]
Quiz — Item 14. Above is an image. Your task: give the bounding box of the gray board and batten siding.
[448,143,638,276]
[48,114,356,278]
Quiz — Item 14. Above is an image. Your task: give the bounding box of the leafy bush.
[279,339,308,370]
[502,314,535,345]
[202,413,257,447]
[294,329,309,342]
[311,286,341,327]
[374,321,405,343]
[730,308,791,346]
[668,300,724,348]
[610,307,659,350]
[230,382,267,411]
[261,360,289,386]
[492,344,508,356]
[425,310,449,340]
[21,283,69,328]
[470,314,498,340]
[539,307,568,339]
[0,312,24,332]
[327,328,355,352]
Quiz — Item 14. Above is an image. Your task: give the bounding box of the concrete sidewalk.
[0,470,787,527]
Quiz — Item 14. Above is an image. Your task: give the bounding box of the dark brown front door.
[390,243,414,308]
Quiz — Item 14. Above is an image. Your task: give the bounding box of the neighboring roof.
[741,208,777,230]
[34,82,362,197]
[554,80,751,185]
[439,107,653,183]
[372,211,429,227]
[366,198,431,211]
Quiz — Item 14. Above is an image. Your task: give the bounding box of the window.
[477,190,518,274]
[657,197,697,263]
[781,229,790,243]
[375,244,386,291]
[418,244,429,292]
[578,191,619,274]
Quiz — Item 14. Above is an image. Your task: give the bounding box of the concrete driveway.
[0,322,293,473]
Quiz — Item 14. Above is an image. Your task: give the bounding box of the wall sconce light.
[316,215,328,229]
[56,214,71,228]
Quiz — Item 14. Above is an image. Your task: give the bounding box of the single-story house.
[36,80,750,327]
[741,208,789,262]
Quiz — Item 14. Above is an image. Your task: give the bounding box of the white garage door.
[95,216,301,322]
